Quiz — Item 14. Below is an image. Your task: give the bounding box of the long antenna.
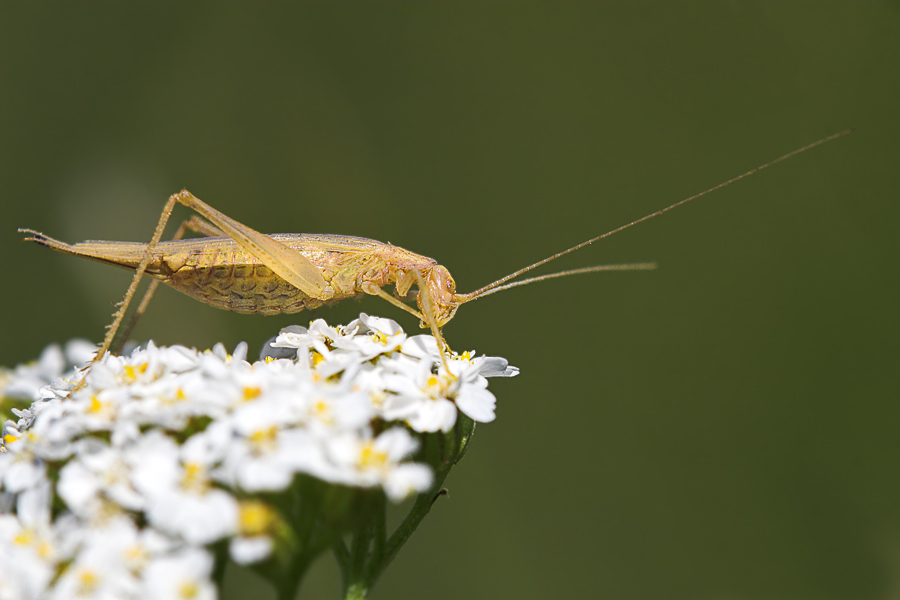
[462,129,853,301]
[472,262,657,300]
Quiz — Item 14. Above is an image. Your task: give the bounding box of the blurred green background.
[1,2,898,599]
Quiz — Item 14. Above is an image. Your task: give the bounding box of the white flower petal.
[384,464,433,501]
[229,535,273,565]
[146,488,238,545]
[455,387,497,423]
[142,548,216,600]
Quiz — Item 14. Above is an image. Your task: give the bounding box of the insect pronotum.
[20,130,851,363]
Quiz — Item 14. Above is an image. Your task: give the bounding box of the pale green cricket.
[20,130,851,362]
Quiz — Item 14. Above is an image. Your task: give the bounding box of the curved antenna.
[470,262,657,300]
[461,129,853,301]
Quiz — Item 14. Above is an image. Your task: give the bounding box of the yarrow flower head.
[0,314,517,599]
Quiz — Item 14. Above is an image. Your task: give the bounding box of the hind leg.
[94,194,180,362]
[98,189,331,362]
[112,216,224,355]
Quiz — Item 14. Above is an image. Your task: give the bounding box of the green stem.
[211,541,231,600]
[337,492,386,600]
[335,416,477,600]
[380,469,449,571]
[334,538,350,585]
[343,582,369,600]
[263,477,349,600]
[360,492,387,584]
[272,554,314,600]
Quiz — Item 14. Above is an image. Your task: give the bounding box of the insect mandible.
[20,130,852,363]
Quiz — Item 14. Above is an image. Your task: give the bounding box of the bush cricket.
[20,130,851,364]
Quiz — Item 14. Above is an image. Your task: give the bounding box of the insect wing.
[181,194,329,298]
[278,233,385,253]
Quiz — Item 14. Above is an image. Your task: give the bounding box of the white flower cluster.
[0,314,517,600]
[0,339,96,401]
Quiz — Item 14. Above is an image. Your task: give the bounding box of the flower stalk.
[334,413,476,600]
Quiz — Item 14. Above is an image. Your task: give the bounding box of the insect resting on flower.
[20,130,851,362]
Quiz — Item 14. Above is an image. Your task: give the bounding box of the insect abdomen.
[166,263,350,315]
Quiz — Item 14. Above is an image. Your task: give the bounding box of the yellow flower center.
[423,375,450,399]
[359,442,388,470]
[239,501,276,536]
[77,569,100,594]
[123,362,148,380]
[249,427,278,452]
[369,389,386,406]
[88,394,104,413]
[178,581,200,599]
[36,540,53,559]
[124,544,148,568]
[313,399,330,419]
[181,462,208,492]
[86,394,115,419]
[13,529,34,546]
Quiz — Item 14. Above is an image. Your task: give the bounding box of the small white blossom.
[211,423,323,492]
[57,438,145,518]
[128,431,239,545]
[0,514,56,600]
[142,548,216,600]
[230,535,273,565]
[380,351,502,431]
[0,340,94,401]
[0,481,58,600]
[228,500,278,565]
[324,428,434,501]
[48,518,143,600]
